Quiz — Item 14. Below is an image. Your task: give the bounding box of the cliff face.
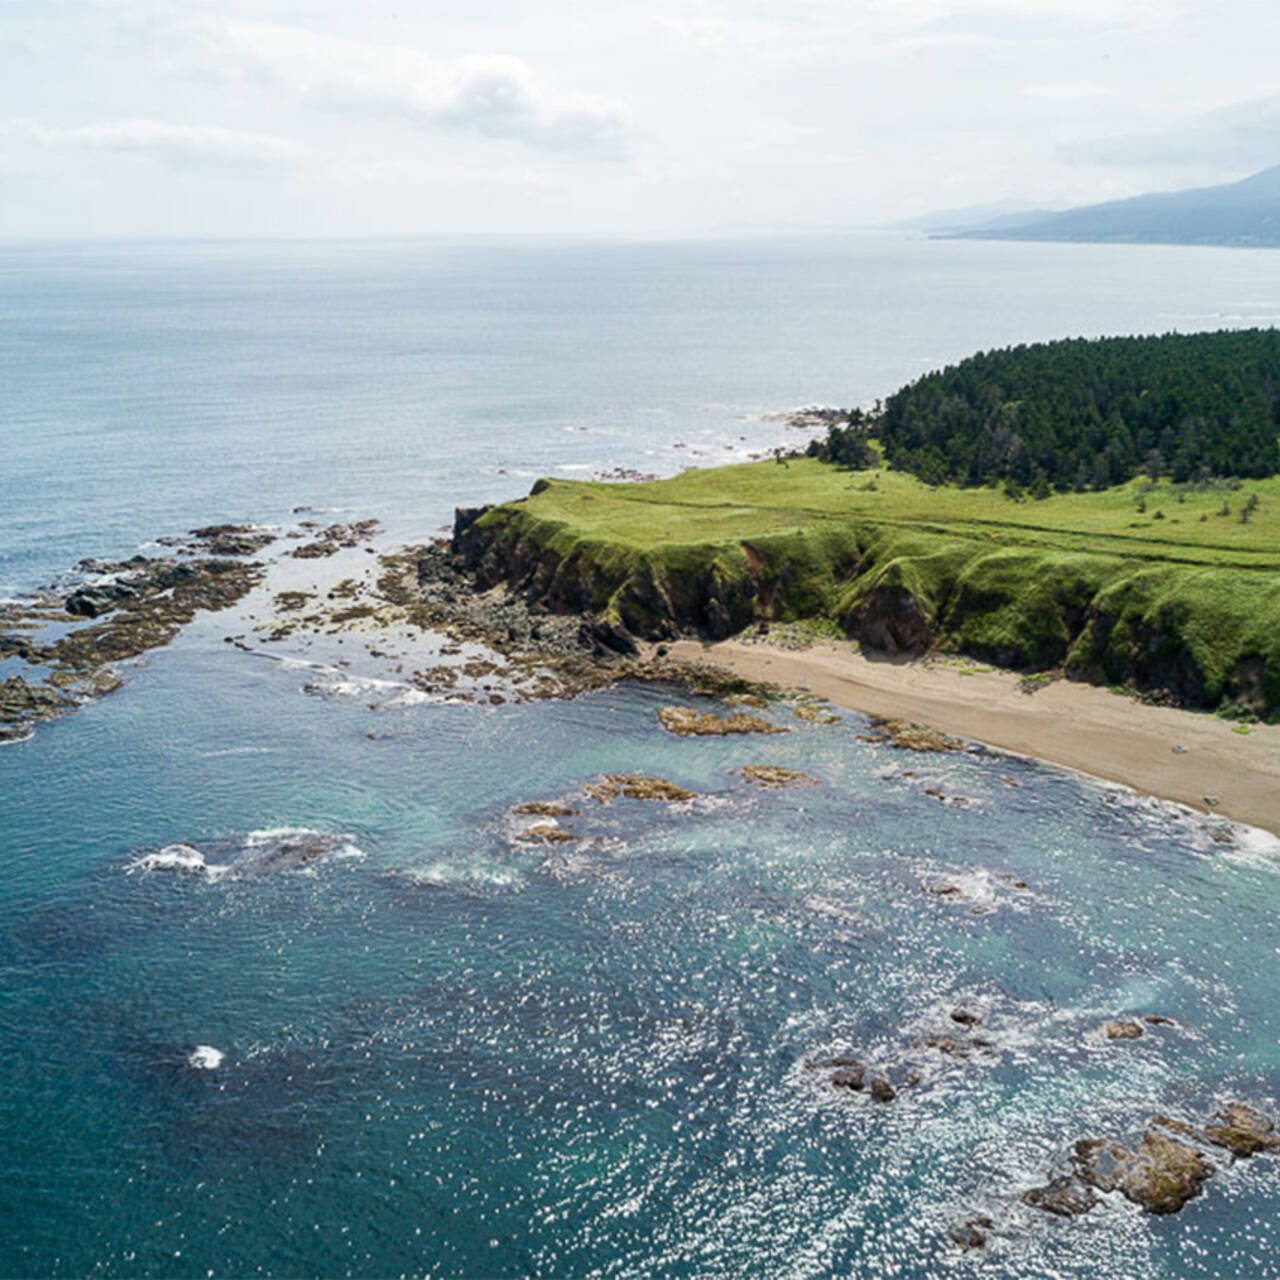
[452,495,1280,717]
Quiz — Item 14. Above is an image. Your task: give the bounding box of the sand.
[665,637,1280,837]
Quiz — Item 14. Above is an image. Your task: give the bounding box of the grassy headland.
[455,457,1280,717]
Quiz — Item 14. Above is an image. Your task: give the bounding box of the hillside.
[453,458,1280,717]
[948,163,1280,247]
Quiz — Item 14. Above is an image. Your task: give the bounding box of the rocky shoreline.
[0,517,381,742]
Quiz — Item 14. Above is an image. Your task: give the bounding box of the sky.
[4,0,1280,238]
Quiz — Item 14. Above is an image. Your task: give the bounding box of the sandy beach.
[667,637,1280,838]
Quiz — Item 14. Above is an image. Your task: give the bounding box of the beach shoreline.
[664,636,1280,838]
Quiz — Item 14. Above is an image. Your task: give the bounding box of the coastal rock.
[869,1076,896,1103]
[1,675,73,722]
[290,519,380,559]
[1203,1104,1280,1157]
[1075,1130,1213,1214]
[657,706,786,737]
[581,617,639,658]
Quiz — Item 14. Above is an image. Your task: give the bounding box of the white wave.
[1219,821,1280,871]
[127,843,208,875]
[199,746,277,757]
[188,1045,225,1070]
[398,862,523,890]
[302,673,431,707]
[244,827,366,860]
[277,655,333,671]
[0,727,35,747]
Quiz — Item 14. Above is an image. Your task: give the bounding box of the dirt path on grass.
[665,637,1280,838]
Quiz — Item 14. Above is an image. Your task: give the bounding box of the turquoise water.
[4,236,1280,1277]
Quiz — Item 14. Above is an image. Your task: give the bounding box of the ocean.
[4,233,1280,1277]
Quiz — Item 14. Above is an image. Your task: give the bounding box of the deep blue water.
[4,235,1280,1278]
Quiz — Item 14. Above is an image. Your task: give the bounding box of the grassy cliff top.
[463,457,1280,713]
[519,457,1280,571]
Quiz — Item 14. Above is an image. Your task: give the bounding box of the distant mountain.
[946,163,1280,247]
[891,199,1048,233]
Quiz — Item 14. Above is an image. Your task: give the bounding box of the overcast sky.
[5,0,1280,238]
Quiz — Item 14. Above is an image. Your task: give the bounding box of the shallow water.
[5,235,1280,1277]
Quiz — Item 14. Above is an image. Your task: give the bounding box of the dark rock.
[869,1076,896,1103]
[922,1035,966,1057]
[586,618,639,657]
[948,1217,993,1250]
[830,1065,867,1091]
[950,1008,981,1027]
[843,584,934,655]
[1103,1020,1144,1040]
[451,505,494,557]
[1021,1178,1098,1217]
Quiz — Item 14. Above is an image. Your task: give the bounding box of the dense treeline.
[805,410,878,469]
[876,330,1280,489]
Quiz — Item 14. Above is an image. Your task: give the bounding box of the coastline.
[665,636,1280,838]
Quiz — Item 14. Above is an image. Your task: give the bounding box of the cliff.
[450,462,1280,717]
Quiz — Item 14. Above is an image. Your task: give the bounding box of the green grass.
[466,458,1280,715]
[518,459,1280,567]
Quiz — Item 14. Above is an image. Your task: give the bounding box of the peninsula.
[446,329,1280,829]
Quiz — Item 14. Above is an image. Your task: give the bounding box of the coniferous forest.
[874,329,1280,489]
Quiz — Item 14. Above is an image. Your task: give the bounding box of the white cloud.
[1062,93,1280,173]
[656,16,773,49]
[200,21,630,160]
[12,118,298,166]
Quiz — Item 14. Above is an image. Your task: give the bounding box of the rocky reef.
[1021,1103,1280,1220]
[0,526,270,741]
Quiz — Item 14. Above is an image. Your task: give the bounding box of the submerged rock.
[867,717,964,752]
[658,706,786,737]
[948,1217,994,1250]
[1021,1177,1098,1218]
[732,765,817,790]
[289,519,380,559]
[792,702,841,725]
[585,774,696,803]
[190,524,277,557]
[516,822,577,845]
[830,1064,867,1091]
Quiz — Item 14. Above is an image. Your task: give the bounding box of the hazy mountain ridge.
[944,164,1280,247]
